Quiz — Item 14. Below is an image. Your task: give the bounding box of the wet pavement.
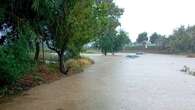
[1,53,195,110]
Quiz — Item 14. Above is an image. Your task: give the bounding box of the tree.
[97,35,113,56]
[94,0,124,55]
[0,0,54,62]
[0,0,95,74]
[39,0,85,74]
[136,32,148,43]
[42,0,107,74]
[111,30,130,54]
[65,0,100,58]
[167,26,192,53]
[0,0,125,75]
[150,32,160,44]
[0,0,39,83]
[95,30,130,55]
[0,24,34,84]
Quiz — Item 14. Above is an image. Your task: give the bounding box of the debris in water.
[181,65,195,75]
[126,55,139,58]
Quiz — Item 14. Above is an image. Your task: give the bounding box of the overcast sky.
[115,0,195,42]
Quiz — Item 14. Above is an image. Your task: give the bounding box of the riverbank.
[0,57,94,100]
[121,48,195,58]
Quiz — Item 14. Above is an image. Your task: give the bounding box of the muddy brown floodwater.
[1,53,195,110]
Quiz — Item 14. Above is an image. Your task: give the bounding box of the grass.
[65,56,94,74]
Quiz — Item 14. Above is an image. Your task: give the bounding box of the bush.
[0,32,34,85]
[65,59,83,73]
[65,57,94,74]
[80,56,95,64]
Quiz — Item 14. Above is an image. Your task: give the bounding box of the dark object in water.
[126,55,139,58]
[136,52,144,55]
[180,65,190,72]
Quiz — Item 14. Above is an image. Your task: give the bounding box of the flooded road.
[1,54,195,110]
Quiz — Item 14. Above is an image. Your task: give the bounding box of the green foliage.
[167,26,194,53]
[97,34,114,55]
[149,32,167,49]
[95,30,130,55]
[141,26,195,53]
[66,0,98,58]
[0,26,34,85]
[0,0,125,76]
[112,30,130,52]
[136,32,148,43]
[0,8,5,22]
[150,32,161,44]
[93,0,124,55]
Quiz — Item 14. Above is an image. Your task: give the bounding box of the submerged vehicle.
[126,54,139,58]
[136,52,144,55]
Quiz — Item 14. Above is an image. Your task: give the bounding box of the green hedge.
[0,33,34,85]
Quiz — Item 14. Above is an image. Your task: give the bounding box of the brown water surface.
[1,53,195,110]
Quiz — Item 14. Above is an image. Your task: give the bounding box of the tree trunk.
[42,40,45,63]
[104,50,107,56]
[112,49,114,55]
[58,52,68,75]
[112,52,114,55]
[34,41,40,61]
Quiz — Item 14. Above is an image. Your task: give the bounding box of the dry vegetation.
[66,57,95,74]
[187,54,195,58]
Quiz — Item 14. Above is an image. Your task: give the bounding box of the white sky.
[115,0,195,42]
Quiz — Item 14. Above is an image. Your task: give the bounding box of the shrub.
[80,56,95,65]
[65,57,94,74]
[0,31,34,85]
